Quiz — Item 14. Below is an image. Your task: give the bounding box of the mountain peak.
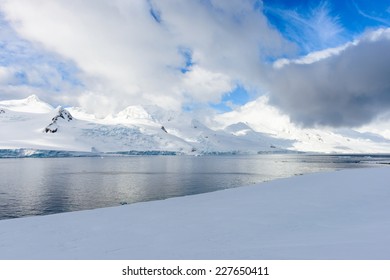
[0,95,53,113]
[25,94,41,103]
[117,105,151,120]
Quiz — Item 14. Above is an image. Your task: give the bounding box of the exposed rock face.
[44,107,73,133]
[0,109,5,114]
[52,108,73,122]
[44,126,58,133]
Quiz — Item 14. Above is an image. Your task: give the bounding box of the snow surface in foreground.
[0,167,389,260]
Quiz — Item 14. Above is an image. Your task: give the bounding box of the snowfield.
[0,167,389,260]
[2,95,390,155]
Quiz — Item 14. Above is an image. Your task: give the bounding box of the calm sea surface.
[0,154,389,220]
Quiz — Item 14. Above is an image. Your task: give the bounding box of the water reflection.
[0,154,388,220]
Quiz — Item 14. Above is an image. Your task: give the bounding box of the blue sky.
[264,0,389,52]
[264,0,389,32]
[213,0,390,112]
[0,0,389,127]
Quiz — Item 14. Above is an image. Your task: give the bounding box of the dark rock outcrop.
[44,107,73,133]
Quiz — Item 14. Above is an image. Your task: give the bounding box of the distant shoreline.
[1,148,390,158]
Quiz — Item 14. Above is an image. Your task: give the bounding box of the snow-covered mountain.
[213,96,390,154]
[1,95,390,157]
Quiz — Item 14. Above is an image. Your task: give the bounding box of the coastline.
[0,167,389,260]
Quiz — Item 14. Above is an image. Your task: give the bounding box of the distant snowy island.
[2,95,390,157]
[1,167,389,259]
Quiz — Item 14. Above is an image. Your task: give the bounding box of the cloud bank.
[269,28,390,127]
[0,0,288,115]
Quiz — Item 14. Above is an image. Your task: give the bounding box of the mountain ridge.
[1,95,390,156]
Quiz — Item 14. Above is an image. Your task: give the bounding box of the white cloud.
[0,0,290,115]
[181,66,233,103]
[0,66,13,84]
[0,14,83,104]
[273,43,352,69]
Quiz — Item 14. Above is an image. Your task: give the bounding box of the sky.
[0,0,389,127]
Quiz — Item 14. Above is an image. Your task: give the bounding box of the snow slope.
[0,95,53,113]
[1,95,390,154]
[0,167,389,259]
[0,95,292,154]
[213,96,390,154]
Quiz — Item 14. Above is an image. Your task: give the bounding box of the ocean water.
[0,154,388,220]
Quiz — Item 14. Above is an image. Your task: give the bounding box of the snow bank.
[0,167,389,260]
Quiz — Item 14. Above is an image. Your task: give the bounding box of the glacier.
[1,95,390,157]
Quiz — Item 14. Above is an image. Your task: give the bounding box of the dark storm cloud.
[268,29,390,127]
